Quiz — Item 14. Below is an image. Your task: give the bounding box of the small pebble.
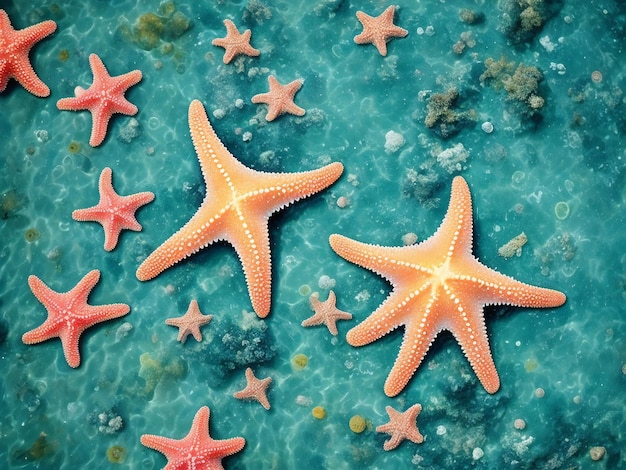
[481,121,494,133]
[336,196,349,208]
[535,388,545,398]
[589,446,606,461]
[514,418,526,430]
[436,425,446,436]
[472,447,484,460]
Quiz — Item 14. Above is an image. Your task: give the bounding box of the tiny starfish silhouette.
[233,367,272,410]
[165,299,212,343]
[354,5,408,56]
[72,167,154,251]
[57,53,142,146]
[141,406,245,469]
[23,270,130,368]
[0,9,57,97]
[376,403,424,451]
[212,19,260,64]
[251,75,305,121]
[302,290,352,336]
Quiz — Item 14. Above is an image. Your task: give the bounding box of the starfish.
[329,176,566,397]
[141,405,245,470]
[0,9,56,97]
[72,167,154,251]
[212,19,260,64]
[376,404,424,451]
[165,299,212,343]
[251,75,305,122]
[353,6,408,56]
[56,53,142,147]
[22,270,130,368]
[136,100,343,318]
[302,290,352,336]
[233,367,272,410]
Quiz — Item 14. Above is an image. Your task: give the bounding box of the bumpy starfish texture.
[354,5,408,56]
[56,53,142,146]
[72,167,154,251]
[330,176,566,397]
[0,9,56,96]
[165,299,212,343]
[233,367,272,410]
[23,270,130,368]
[212,19,260,64]
[251,75,305,121]
[302,290,352,336]
[141,406,245,470]
[136,99,343,318]
[376,404,424,451]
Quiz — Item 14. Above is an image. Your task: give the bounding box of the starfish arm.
[329,234,434,287]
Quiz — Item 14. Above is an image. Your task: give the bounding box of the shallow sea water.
[1,0,625,469]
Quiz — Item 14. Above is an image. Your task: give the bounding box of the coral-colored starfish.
[330,176,566,396]
[141,406,245,470]
[136,100,343,318]
[302,290,352,336]
[23,270,130,368]
[376,403,424,451]
[251,75,305,122]
[72,167,154,251]
[233,367,272,410]
[56,53,142,146]
[354,5,408,56]
[212,19,260,64]
[165,299,212,343]
[0,9,56,97]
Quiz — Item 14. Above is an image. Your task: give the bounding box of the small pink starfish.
[302,290,352,336]
[212,19,260,64]
[165,300,212,343]
[376,403,424,451]
[354,5,408,56]
[141,405,245,470]
[72,167,154,251]
[251,75,305,121]
[233,367,272,410]
[56,53,142,146]
[23,270,130,368]
[0,9,57,97]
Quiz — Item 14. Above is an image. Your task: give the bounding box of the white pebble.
[472,447,484,460]
[384,130,405,154]
[481,121,494,133]
[213,108,226,119]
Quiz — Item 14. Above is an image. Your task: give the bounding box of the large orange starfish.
[141,406,245,469]
[56,53,142,146]
[0,9,57,97]
[330,176,566,396]
[23,270,130,368]
[136,100,343,318]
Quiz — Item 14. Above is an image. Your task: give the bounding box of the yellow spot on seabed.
[312,406,326,419]
[349,415,367,433]
[291,353,308,370]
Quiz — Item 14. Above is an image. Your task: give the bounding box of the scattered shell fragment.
[498,232,528,258]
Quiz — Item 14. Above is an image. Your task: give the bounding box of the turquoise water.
[1,0,625,468]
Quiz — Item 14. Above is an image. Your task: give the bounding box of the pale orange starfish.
[57,53,142,146]
[212,19,260,64]
[23,270,130,368]
[330,176,566,396]
[72,167,154,251]
[353,5,408,56]
[165,299,212,343]
[136,100,343,318]
[302,290,352,336]
[0,9,57,97]
[251,75,305,121]
[141,406,245,469]
[376,403,424,451]
[233,367,272,410]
